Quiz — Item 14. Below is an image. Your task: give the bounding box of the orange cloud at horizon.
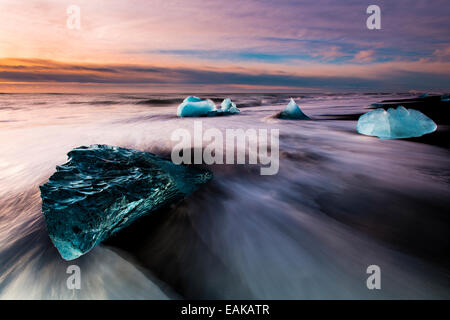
[1,57,450,93]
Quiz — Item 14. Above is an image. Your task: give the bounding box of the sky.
[0,0,449,92]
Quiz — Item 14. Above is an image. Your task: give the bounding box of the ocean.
[0,92,449,299]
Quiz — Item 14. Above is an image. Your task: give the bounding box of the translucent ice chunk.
[279,98,310,120]
[356,106,437,139]
[221,98,240,114]
[40,145,212,260]
[177,96,216,117]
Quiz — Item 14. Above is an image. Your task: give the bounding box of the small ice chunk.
[221,98,240,114]
[279,98,310,120]
[177,96,216,117]
[419,93,429,98]
[356,106,437,139]
[441,94,449,102]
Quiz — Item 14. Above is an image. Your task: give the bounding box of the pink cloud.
[312,46,346,61]
[353,50,375,63]
[433,47,450,58]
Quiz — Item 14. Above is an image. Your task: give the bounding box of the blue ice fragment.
[419,93,429,98]
[40,144,212,260]
[221,98,240,114]
[177,96,216,117]
[356,106,437,139]
[279,98,310,120]
[441,94,449,102]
